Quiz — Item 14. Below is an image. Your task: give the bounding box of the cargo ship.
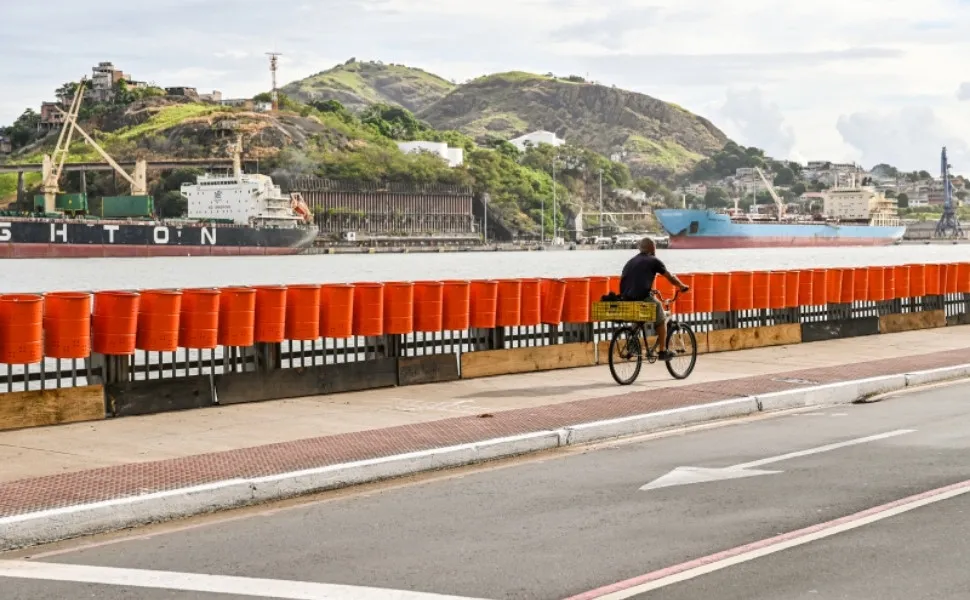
[1,146,317,259]
[655,170,906,249]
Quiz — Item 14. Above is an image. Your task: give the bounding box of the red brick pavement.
[1,348,969,518]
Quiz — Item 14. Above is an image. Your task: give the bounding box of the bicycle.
[606,289,698,385]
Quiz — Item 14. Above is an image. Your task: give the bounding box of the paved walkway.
[1,326,969,518]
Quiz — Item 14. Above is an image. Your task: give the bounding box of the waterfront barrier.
[1,263,970,432]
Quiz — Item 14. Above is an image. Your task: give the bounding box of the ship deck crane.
[40,78,87,213]
[934,146,964,239]
[55,105,147,197]
[754,167,786,220]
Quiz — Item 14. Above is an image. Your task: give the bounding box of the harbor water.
[1,245,968,294]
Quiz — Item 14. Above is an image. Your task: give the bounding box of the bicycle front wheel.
[665,322,698,380]
[609,325,643,385]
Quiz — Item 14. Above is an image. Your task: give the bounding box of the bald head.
[638,237,656,255]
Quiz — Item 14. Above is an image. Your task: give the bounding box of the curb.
[2,364,968,551]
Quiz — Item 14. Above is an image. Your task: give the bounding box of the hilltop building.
[396,141,464,167]
[509,130,565,152]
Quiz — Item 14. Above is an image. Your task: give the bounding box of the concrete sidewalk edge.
[3,363,969,552]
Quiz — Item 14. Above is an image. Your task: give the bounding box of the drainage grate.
[772,377,818,385]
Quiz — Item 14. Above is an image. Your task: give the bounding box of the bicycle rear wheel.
[664,322,698,380]
[609,325,643,385]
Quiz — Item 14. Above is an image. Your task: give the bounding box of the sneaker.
[658,350,674,361]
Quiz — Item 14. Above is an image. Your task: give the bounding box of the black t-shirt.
[619,253,668,301]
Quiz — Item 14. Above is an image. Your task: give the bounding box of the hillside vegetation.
[418,72,729,180]
[281,59,455,113]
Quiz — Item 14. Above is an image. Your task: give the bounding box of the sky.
[2,0,970,174]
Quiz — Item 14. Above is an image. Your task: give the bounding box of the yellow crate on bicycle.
[591,300,656,322]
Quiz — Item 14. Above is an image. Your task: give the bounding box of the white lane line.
[567,477,970,599]
[736,429,914,469]
[0,560,489,600]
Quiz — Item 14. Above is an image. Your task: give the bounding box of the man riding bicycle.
[619,237,689,361]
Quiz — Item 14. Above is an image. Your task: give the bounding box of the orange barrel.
[0,294,44,364]
[588,276,610,304]
[412,281,443,333]
[851,267,868,302]
[136,289,181,352]
[254,285,287,343]
[43,291,92,359]
[945,263,960,295]
[441,280,470,331]
[608,276,621,295]
[768,272,787,309]
[383,281,414,335]
[495,279,522,327]
[752,271,771,309]
[541,278,567,324]
[562,277,591,323]
[218,286,256,347]
[319,284,354,338]
[958,263,970,294]
[730,271,754,311]
[882,266,896,300]
[826,268,844,304]
[711,272,731,312]
[837,269,854,303]
[692,273,714,313]
[811,270,828,306]
[92,291,140,355]
[352,282,384,336]
[867,267,885,302]
[675,274,695,314]
[520,278,542,326]
[470,280,499,329]
[798,270,814,306]
[894,265,911,298]
[909,264,926,297]
[179,288,220,349]
[784,271,800,308]
[655,274,675,303]
[285,284,321,341]
[925,264,941,295]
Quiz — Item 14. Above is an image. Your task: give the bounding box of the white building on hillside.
[396,141,464,167]
[509,130,565,152]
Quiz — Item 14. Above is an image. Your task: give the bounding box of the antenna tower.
[934,146,964,239]
[266,52,282,111]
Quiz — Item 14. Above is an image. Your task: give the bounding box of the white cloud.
[5,0,970,172]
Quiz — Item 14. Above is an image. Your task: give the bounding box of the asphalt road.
[4,380,970,600]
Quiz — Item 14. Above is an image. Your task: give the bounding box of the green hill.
[418,72,728,179]
[280,59,456,113]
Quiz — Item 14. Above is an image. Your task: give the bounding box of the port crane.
[934,146,964,239]
[39,78,86,213]
[754,167,786,220]
[54,100,149,200]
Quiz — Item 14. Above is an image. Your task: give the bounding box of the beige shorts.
[645,296,666,324]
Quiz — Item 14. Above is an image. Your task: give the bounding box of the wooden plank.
[880,310,946,334]
[801,317,880,343]
[0,385,105,432]
[398,354,460,386]
[460,343,596,379]
[216,359,398,406]
[706,324,802,353]
[108,376,213,417]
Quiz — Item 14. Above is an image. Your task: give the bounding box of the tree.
[885,189,897,199]
[703,187,730,208]
[773,167,795,186]
[897,193,909,208]
[790,182,806,196]
[918,170,932,180]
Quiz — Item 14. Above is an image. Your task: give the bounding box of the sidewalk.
[2,326,970,523]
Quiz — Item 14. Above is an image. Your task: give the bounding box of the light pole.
[483,194,488,245]
[552,156,558,241]
[598,168,603,230]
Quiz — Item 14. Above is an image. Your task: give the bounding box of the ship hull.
[0,219,317,259]
[655,209,905,250]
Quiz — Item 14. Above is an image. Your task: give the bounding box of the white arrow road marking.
[641,429,915,491]
[0,560,489,600]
